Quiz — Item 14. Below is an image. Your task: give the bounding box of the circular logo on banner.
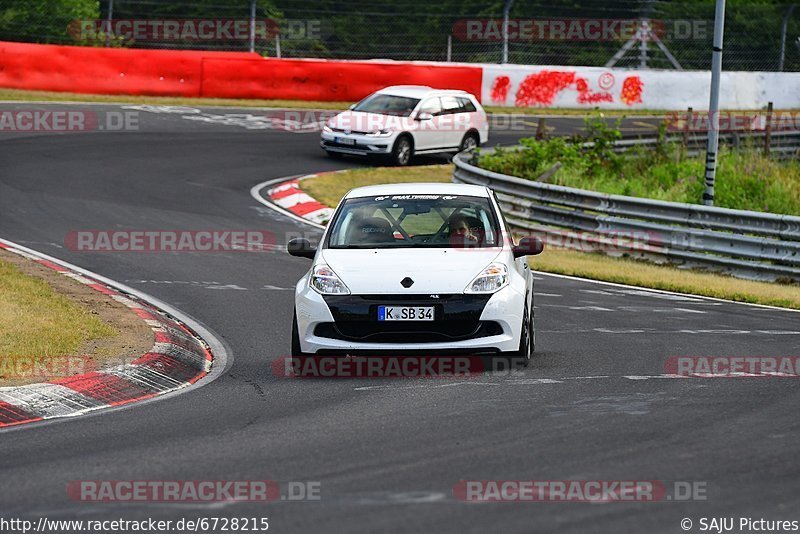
[598,72,616,90]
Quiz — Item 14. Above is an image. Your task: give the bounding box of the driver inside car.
[448,214,479,244]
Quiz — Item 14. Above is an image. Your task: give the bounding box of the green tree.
[0,0,99,43]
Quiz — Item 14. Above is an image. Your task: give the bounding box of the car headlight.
[310,264,350,295]
[465,263,508,294]
[366,129,392,137]
[322,125,333,133]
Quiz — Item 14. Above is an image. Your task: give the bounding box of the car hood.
[328,111,415,133]
[320,248,503,294]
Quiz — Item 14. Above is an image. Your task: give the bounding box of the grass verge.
[0,250,154,386]
[0,257,114,358]
[4,88,790,118]
[299,164,800,309]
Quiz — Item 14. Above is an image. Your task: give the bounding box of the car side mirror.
[348,104,356,110]
[287,238,316,259]
[513,236,544,258]
[416,112,433,121]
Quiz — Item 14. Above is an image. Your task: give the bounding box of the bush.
[476,115,800,215]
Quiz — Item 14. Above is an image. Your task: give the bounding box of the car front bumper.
[294,276,525,354]
[319,131,396,156]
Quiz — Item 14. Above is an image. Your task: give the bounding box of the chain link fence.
[1,0,798,71]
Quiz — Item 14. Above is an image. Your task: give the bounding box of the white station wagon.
[287,182,544,363]
[320,86,489,166]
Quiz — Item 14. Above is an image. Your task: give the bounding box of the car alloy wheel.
[460,133,479,152]
[392,137,412,166]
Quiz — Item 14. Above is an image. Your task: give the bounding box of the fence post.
[447,35,452,62]
[104,0,114,48]
[779,5,797,71]
[683,106,693,150]
[764,101,773,156]
[502,0,514,63]
[275,33,281,58]
[249,0,256,53]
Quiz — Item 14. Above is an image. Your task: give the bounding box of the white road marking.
[617,306,707,314]
[353,370,800,392]
[593,328,648,334]
[505,378,563,385]
[205,284,247,290]
[756,330,800,335]
[126,280,250,290]
[535,270,800,313]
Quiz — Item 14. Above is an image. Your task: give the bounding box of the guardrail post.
[765,101,773,156]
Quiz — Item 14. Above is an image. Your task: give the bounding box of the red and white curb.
[263,173,339,225]
[0,239,220,429]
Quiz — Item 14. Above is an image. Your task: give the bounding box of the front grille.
[323,140,367,149]
[330,127,370,135]
[318,294,496,344]
[314,321,503,343]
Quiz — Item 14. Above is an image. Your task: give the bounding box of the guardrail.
[452,149,800,282]
[599,130,800,160]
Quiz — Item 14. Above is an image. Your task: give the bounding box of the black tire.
[459,132,480,152]
[291,310,308,357]
[326,150,343,159]
[512,300,533,367]
[391,135,413,166]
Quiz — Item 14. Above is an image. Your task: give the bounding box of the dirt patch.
[0,249,154,387]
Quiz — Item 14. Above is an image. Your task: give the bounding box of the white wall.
[481,64,800,110]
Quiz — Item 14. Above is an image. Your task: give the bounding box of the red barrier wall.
[200,57,483,101]
[0,41,256,97]
[0,41,483,102]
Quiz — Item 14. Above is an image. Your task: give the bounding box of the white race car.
[287,183,543,363]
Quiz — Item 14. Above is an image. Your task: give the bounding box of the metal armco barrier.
[452,150,800,282]
[602,130,800,160]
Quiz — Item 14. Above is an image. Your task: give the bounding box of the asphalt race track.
[1,103,799,533]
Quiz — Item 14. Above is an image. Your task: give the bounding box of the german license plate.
[378,306,434,321]
[335,137,356,145]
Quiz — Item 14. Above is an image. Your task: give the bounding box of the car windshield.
[351,94,421,117]
[326,194,502,249]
